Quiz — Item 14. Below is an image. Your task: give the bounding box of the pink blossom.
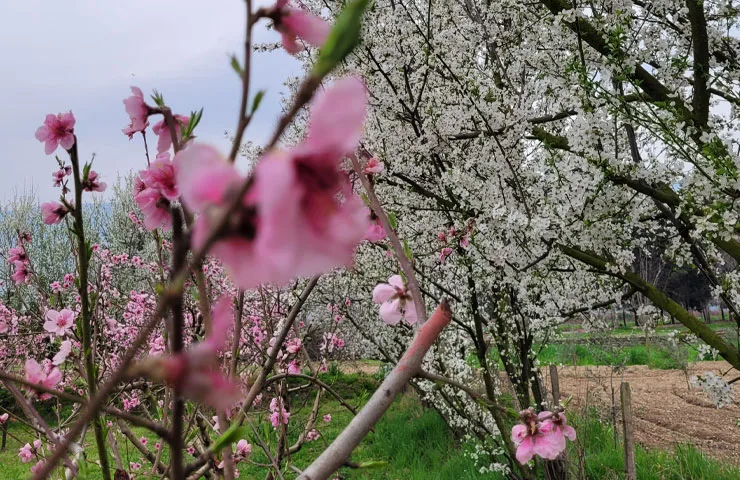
[269,398,290,428]
[41,201,70,225]
[137,297,241,411]
[30,461,44,475]
[460,234,470,248]
[511,410,569,464]
[0,413,8,424]
[11,261,30,285]
[152,114,189,153]
[251,77,369,282]
[0,320,8,334]
[139,152,179,201]
[33,439,41,450]
[272,1,330,54]
[439,247,453,264]
[362,157,384,174]
[25,359,62,400]
[372,275,418,325]
[437,231,446,242]
[236,439,252,457]
[287,361,300,375]
[140,437,147,446]
[322,414,331,423]
[7,246,27,264]
[53,340,73,365]
[18,443,34,462]
[285,338,302,354]
[134,188,172,231]
[43,309,76,336]
[52,168,70,187]
[364,218,387,242]
[539,411,576,451]
[122,86,150,138]
[82,170,106,192]
[306,429,320,441]
[35,112,75,155]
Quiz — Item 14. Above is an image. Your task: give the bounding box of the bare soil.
[552,361,740,463]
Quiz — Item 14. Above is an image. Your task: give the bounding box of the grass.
[570,411,740,479]
[537,342,702,369]
[3,373,740,479]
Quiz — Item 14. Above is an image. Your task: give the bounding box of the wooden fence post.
[549,365,560,407]
[620,382,637,480]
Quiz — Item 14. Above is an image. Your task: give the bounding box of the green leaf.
[151,90,165,108]
[403,239,413,261]
[313,0,371,77]
[251,90,266,115]
[211,423,250,454]
[388,212,397,230]
[230,54,243,77]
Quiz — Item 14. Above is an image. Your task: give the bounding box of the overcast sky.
[0,0,300,203]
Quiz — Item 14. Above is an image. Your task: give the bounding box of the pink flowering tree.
[0,2,458,480]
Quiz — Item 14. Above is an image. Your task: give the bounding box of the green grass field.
[3,373,740,479]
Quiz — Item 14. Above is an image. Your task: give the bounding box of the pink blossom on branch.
[11,261,30,285]
[25,359,62,400]
[372,275,418,325]
[43,309,76,336]
[7,246,28,264]
[152,114,189,153]
[175,77,369,288]
[134,188,172,231]
[18,443,34,462]
[35,112,75,155]
[52,340,73,366]
[129,297,241,411]
[139,152,179,201]
[82,170,107,192]
[122,86,150,138]
[362,157,384,174]
[41,201,70,225]
[0,413,9,424]
[511,409,574,464]
[364,217,387,243]
[272,0,330,54]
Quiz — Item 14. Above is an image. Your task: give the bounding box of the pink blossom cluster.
[511,409,576,464]
[372,275,418,325]
[269,397,290,428]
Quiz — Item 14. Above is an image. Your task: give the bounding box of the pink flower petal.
[306,77,368,156]
[379,299,403,325]
[372,283,396,304]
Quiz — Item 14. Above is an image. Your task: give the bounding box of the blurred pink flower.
[43,309,76,336]
[35,112,75,155]
[137,297,241,411]
[273,1,330,54]
[53,340,73,365]
[134,188,172,231]
[25,359,62,400]
[252,77,369,282]
[82,170,106,192]
[0,413,8,423]
[364,218,386,243]
[362,157,384,174]
[18,443,34,462]
[7,246,27,264]
[139,152,179,201]
[122,86,150,138]
[11,261,30,285]
[372,275,418,325]
[152,114,189,153]
[41,201,70,225]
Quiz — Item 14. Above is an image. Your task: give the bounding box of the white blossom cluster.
[691,371,736,408]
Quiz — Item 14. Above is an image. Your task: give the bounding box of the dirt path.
[553,361,740,462]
